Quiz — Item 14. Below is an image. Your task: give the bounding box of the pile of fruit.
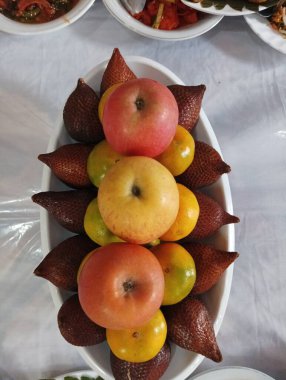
[33,48,239,380]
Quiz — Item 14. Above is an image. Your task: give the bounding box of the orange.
[160,183,199,241]
[155,125,195,176]
[151,242,196,305]
[84,197,123,246]
[106,309,167,363]
[87,139,123,187]
[76,249,97,284]
[98,82,122,123]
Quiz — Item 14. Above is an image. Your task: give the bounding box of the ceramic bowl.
[102,0,223,41]
[0,0,95,35]
[40,55,236,380]
[181,0,269,17]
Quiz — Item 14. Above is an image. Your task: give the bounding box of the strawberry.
[176,141,231,189]
[182,241,239,295]
[32,189,97,234]
[63,78,104,143]
[100,48,137,95]
[38,143,94,189]
[110,342,171,380]
[183,191,239,241]
[58,294,106,346]
[34,234,98,291]
[168,84,206,132]
[163,297,222,362]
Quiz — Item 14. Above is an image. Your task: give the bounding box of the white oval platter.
[40,55,236,380]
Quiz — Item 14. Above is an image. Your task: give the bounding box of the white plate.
[102,0,223,41]
[190,366,276,380]
[54,369,101,380]
[181,0,262,16]
[244,13,286,54]
[40,55,236,380]
[0,0,95,35]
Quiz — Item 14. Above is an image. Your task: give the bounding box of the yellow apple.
[98,156,179,244]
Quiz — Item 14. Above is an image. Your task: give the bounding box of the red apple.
[102,78,179,157]
[98,156,180,245]
[78,243,165,330]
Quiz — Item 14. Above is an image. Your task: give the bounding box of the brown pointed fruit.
[32,189,97,234]
[34,234,98,291]
[58,294,106,346]
[176,141,231,189]
[63,78,104,143]
[38,143,94,189]
[182,242,239,295]
[168,85,206,132]
[110,341,171,380]
[163,297,222,362]
[183,191,239,241]
[100,48,137,95]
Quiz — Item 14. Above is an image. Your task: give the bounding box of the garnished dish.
[102,0,223,40]
[244,0,286,54]
[132,0,201,30]
[269,1,286,37]
[33,48,239,380]
[0,0,79,23]
[182,0,278,16]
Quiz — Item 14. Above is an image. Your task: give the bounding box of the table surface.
[1,2,286,380]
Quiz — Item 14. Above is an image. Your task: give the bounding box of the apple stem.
[135,97,145,111]
[123,279,135,293]
[131,184,141,197]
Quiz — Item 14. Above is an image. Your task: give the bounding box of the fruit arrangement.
[33,48,239,380]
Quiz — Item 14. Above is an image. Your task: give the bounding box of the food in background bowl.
[0,0,79,23]
[269,2,286,37]
[33,48,239,380]
[103,0,223,40]
[186,0,275,6]
[0,0,95,34]
[132,0,201,30]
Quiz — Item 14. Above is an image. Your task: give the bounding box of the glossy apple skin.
[98,156,180,245]
[102,78,179,157]
[78,243,165,330]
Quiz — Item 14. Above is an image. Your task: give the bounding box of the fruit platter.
[32,48,239,380]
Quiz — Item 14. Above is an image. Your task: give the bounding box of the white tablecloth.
[1,1,286,379]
